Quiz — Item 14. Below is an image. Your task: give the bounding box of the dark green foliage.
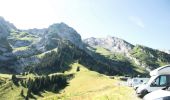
[0,38,12,52]
[26,88,35,99]
[25,74,73,96]
[79,50,138,76]
[28,40,83,74]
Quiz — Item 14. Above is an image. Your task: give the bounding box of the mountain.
[0,17,144,76]
[84,37,170,71]
[0,16,170,76]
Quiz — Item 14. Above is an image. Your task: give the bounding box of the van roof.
[150,65,170,76]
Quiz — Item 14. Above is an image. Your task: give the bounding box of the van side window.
[151,75,167,87]
[160,76,167,86]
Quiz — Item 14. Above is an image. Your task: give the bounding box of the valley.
[0,16,169,100]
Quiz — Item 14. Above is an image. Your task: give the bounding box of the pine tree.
[11,74,18,86]
[76,66,80,72]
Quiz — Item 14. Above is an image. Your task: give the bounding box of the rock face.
[84,36,134,54]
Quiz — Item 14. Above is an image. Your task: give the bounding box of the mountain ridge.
[84,37,170,71]
[0,16,169,75]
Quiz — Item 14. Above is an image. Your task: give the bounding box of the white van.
[127,78,149,87]
[136,65,170,97]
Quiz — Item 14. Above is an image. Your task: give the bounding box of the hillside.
[130,45,170,70]
[0,63,140,100]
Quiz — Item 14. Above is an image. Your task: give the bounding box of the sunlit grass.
[0,74,12,79]
[39,63,140,100]
[0,63,141,100]
[13,46,29,51]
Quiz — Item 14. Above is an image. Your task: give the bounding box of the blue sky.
[0,0,170,49]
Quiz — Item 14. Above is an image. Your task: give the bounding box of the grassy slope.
[131,45,170,69]
[0,63,140,100]
[39,63,140,100]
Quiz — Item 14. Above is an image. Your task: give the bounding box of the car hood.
[144,90,170,100]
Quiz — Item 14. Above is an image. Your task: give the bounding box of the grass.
[0,63,141,100]
[13,46,30,51]
[0,82,26,100]
[0,74,12,79]
[38,63,141,100]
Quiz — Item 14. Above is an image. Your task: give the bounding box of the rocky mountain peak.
[84,36,134,54]
[47,22,83,49]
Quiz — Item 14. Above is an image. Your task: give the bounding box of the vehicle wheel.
[139,90,148,98]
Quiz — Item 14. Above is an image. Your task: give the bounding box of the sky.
[0,0,170,50]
